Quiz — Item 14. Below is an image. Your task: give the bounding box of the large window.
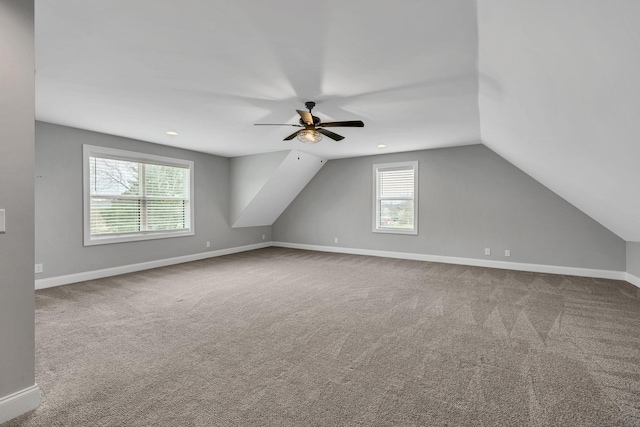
[373,161,418,235]
[83,145,194,246]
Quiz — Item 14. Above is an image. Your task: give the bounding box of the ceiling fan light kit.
[255,101,364,144]
[297,129,322,144]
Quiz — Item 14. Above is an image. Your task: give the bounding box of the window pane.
[145,164,189,198]
[90,198,140,234]
[89,158,190,235]
[379,168,414,198]
[90,157,139,196]
[379,200,414,229]
[146,200,187,231]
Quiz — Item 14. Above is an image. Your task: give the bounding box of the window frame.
[83,144,195,246]
[372,160,419,235]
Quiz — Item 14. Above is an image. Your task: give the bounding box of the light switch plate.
[0,209,5,233]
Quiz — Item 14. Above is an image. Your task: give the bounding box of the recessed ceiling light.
[377,144,386,148]
[166,131,178,136]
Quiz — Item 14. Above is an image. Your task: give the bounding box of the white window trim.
[372,160,418,235]
[83,144,195,246]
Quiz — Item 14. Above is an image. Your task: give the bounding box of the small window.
[83,145,194,246]
[373,161,418,235]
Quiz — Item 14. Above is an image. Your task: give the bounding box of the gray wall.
[0,0,36,399]
[627,242,640,278]
[35,122,271,280]
[273,144,625,271]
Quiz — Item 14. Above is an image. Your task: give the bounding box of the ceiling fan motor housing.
[299,116,321,127]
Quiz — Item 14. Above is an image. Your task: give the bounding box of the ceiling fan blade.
[283,130,302,141]
[317,128,345,141]
[254,124,302,127]
[296,110,314,126]
[319,120,364,128]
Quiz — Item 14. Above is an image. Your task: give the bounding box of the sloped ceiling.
[35,1,640,241]
[478,0,640,241]
[231,150,326,228]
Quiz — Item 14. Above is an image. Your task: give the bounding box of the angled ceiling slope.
[231,150,325,228]
[478,0,640,241]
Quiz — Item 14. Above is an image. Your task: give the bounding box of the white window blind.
[373,161,418,234]
[84,145,194,245]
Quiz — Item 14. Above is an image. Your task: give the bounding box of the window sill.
[373,228,418,236]
[84,229,194,246]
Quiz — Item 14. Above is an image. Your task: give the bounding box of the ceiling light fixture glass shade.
[297,129,323,144]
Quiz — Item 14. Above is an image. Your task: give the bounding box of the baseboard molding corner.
[271,242,626,281]
[0,385,40,424]
[626,272,640,289]
[35,242,272,290]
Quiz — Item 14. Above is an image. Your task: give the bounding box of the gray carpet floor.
[4,247,640,426]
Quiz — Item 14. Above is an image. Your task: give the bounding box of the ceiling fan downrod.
[305,101,316,113]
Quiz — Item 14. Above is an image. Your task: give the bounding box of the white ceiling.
[35,0,480,159]
[35,1,640,241]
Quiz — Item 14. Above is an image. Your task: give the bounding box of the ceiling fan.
[254,101,364,144]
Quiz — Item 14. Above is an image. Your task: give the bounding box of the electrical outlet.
[334,237,339,244]
[484,248,491,256]
[206,241,210,248]
[505,249,511,257]
[35,264,43,274]
[262,234,265,240]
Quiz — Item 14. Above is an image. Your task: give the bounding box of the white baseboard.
[35,242,271,290]
[0,385,40,424]
[271,242,627,281]
[35,241,636,290]
[626,273,640,289]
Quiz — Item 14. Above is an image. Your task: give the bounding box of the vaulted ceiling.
[35,1,640,241]
[478,0,640,242]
